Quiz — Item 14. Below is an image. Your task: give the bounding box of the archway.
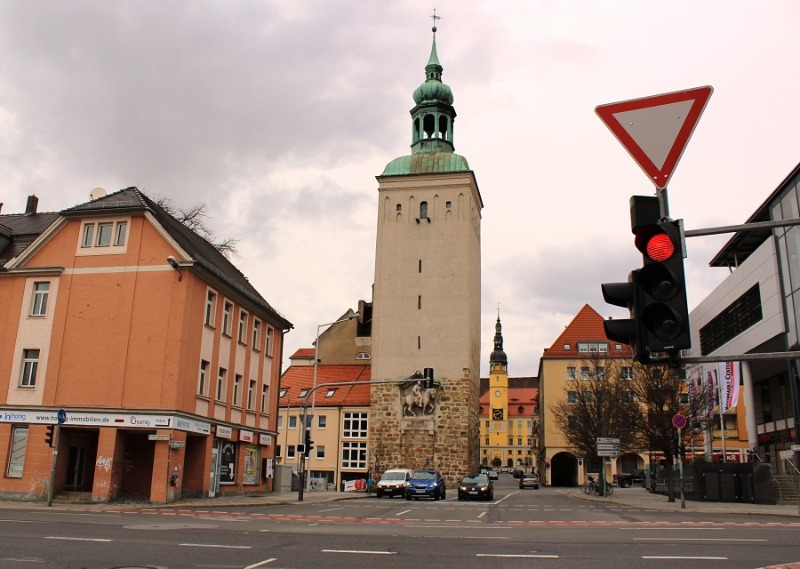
[550,452,579,487]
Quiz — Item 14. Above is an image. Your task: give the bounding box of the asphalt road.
[0,475,798,569]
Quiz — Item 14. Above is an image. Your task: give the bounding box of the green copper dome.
[381,24,468,177]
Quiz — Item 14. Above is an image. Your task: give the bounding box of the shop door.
[209,446,220,498]
[66,446,87,491]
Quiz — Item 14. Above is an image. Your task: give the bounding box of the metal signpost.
[596,437,620,497]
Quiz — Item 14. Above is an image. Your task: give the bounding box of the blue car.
[405,469,446,500]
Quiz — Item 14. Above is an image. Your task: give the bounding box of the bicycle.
[583,477,613,496]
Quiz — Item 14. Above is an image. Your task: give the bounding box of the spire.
[490,310,508,366]
[380,11,471,176]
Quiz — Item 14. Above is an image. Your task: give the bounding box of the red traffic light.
[645,233,675,262]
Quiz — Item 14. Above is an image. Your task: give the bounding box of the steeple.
[490,310,508,366]
[381,13,470,176]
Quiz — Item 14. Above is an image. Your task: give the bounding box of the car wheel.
[458,495,463,501]
[621,480,631,488]
[405,493,411,501]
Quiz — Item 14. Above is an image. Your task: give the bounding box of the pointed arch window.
[420,201,428,219]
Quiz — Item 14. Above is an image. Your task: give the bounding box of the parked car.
[458,473,493,501]
[613,469,646,488]
[519,472,539,489]
[376,468,414,498]
[486,468,499,480]
[500,466,510,473]
[405,469,446,500]
[512,468,524,479]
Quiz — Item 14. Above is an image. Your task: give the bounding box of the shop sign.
[259,434,272,446]
[216,425,232,439]
[240,430,254,443]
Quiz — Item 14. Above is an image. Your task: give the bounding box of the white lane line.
[634,538,766,542]
[477,553,558,559]
[45,537,111,542]
[622,527,724,531]
[179,543,251,549]
[395,509,412,516]
[244,558,277,568]
[643,556,727,560]
[322,549,396,555]
[478,511,487,518]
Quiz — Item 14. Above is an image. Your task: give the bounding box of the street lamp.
[301,312,357,495]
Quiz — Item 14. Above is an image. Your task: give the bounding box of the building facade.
[368,26,483,484]
[0,189,291,503]
[690,160,800,470]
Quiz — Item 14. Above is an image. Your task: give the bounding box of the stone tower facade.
[368,24,483,485]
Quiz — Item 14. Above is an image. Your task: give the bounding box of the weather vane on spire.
[430,8,441,33]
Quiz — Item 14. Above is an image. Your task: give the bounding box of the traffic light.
[423,367,435,389]
[44,425,55,447]
[602,196,690,363]
[304,428,314,457]
[635,219,691,358]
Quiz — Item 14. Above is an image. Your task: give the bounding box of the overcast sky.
[2,1,799,377]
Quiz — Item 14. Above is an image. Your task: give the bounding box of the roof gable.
[542,304,632,359]
[280,364,372,407]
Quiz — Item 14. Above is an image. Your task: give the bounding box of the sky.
[2,1,799,378]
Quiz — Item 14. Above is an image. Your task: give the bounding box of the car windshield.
[381,472,407,481]
[412,471,437,480]
[462,475,488,484]
[523,474,538,479]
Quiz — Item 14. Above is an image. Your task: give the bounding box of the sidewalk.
[569,485,800,517]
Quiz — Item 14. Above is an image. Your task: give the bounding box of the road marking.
[322,549,396,555]
[477,553,558,559]
[622,527,724,531]
[395,509,411,516]
[45,537,111,542]
[644,556,727,560]
[635,538,766,542]
[179,543,251,549]
[244,558,277,568]
[478,511,487,518]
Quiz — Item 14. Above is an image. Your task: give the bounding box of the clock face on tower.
[494,390,501,397]
[492,408,504,420]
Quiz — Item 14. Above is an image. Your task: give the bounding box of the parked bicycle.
[582,476,613,496]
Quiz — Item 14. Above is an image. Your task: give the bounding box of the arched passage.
[550,452,579,487]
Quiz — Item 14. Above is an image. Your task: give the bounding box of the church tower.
[488,312,510,460]
[368,19,483,483]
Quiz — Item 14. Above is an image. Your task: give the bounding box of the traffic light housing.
[44,424,55,447]
[423,367,435,389]
[602,196,691,363]
[635,219,691,358]
[304,428,314,457]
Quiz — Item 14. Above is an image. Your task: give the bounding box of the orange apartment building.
[0,188,292,503]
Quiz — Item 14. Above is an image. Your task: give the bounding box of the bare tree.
[551,355,642,461]
[155,197,240,259]
[628,363,690,501]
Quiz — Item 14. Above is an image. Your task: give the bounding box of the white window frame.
[222,301,233,336]
[30,282,50,316]
[20,349,39,387]
[247,379,256,410]
[205,290,217,327]
[198,360,209,396]
[288,415,298,429]
[265,327,274,357]
[341,441,367,469]
[318,415,327,429]
[238,310,248,344]
[261,384,269,413]
[566,366,576,380]
[621,366,633,380]
[287,445,296,459]
[78,219,129,254]
[216,367,226,401]
[316,445,325,459]
[252,320,261,350]
[233,374,242,407]
[6,426,28,478]
[343,412,368,438]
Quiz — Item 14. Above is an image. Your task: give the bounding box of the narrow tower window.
[418,259,422,273]
[418,295,422,309]
[396,204,402,212]
[418,336,421,350]
[420,201,428,219]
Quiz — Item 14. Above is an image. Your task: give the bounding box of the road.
[0,475,798,569]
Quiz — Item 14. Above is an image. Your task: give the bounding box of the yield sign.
[596,86,713,189]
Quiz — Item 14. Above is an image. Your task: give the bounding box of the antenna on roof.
[89,187,107,200]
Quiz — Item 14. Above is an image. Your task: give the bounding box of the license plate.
[468,490,478,494]
[415,489,425,493]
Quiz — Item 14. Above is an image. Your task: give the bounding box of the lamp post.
[300,313,357,496]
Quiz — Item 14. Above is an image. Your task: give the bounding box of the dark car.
[405,469,446,500]
[512,468,524,479]
[458,473,493,501]
[519,472,539,489]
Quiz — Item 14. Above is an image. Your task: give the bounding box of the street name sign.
[596,86,713,189]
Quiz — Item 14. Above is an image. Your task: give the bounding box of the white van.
[376,468,414,498]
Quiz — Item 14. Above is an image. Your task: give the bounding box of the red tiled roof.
[289,348,315,359]
[279,364,371,407]
[478,386,538,418]
[541,304,632,359]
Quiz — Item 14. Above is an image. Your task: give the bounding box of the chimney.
[25,195,38,215]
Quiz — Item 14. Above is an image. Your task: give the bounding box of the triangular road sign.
[596,86,713,190]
